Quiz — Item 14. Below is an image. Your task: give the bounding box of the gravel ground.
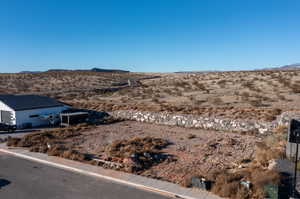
[65,121,260,185]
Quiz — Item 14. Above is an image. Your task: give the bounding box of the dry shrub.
[5,125,92,163]
[47,145,66,156]
[236,186,251,199]
[151,97,159,103]
[249,99,263,107]
[6,137,21,147]
[251,169,280,188]
[187,134,196,139]
[211,168,281,199]
[211,171,244,198]
[273,125,288,135]
[242,81,255,89]
[7,125,87,148]
[269,108,282,117]
[106,137,170,172]
[210,97,223,105]
[290,84,300,93]
[180,175,194,188]
[193,82,206,90]
[61,149,89,161]
[107,136,169,158]
[276,94,286,100]
[254,142,284,167]
[241,91,250,98]
[46,145,90,161]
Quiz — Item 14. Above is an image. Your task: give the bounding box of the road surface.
[0,152,171,199]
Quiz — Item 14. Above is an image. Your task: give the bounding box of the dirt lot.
[7,119,286,198]
[59,121,259,182]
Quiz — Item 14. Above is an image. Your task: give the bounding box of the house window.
[29,114,39,118]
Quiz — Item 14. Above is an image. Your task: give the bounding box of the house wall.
[0,101,16,125]
[15,106,69,128]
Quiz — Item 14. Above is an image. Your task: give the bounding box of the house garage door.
[0,111,13,124]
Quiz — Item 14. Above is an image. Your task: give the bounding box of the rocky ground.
[7,120,286,198]
[67,121,260,184]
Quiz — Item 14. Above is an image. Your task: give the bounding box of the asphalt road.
[0,152,171,199]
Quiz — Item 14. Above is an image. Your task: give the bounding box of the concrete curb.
[0,146,221,199]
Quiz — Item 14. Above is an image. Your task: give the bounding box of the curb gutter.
[0,147,220,199]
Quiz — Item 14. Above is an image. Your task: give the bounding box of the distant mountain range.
[19,67,130,74]
[258,63,300,71]
[175,63,300,73]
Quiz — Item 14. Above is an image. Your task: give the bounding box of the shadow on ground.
[278,172,300,199]
[0,179,11,189]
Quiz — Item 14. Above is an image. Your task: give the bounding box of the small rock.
[123,158,135,166]
[268,159,278,170]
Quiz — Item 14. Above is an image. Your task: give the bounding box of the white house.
[0,95,69,128]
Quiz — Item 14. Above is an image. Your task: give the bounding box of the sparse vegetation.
[2,70,299,198]
[1,70,299,122]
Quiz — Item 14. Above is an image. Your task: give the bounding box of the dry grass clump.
[210,169,281,199]
[6,137,21,147]
[106,136,169,158]
[210,97,223,105]
[6,125,92,161]
[211,171,245,198]
[105,137,171,172]
[9,125,87,148]
[186,134,196,139]
[254,142,285,167]
[273,125,288,135]
[182,167,281,199]
[290,84,300,93]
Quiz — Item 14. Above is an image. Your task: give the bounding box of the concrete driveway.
[0,127,52,140]
[0,152,171,199]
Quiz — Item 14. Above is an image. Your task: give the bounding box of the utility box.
[286,119,300,159]
[288,119,300,143]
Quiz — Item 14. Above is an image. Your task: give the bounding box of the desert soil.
[2,70,300,122]
[65,121,260,185]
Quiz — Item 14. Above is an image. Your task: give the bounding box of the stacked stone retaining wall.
[111,110,300,134]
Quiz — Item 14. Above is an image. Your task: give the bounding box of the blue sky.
[0,0,299,73]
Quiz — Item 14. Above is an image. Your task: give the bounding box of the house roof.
[0,95,65,111]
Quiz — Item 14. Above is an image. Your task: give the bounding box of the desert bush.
[210,168,281,199]
[241,92,250,101]
[210,97,223,105]
[106,137,169,158]
[194,99,206,106]
[254,142,284,167]
[276,94,286,100]
[6,137,21,147]
[242,81,255,89]
[211,171,244,198]
[249,99,263,107]
[173,81,189,88]
[290,84,300,93]
[151,97,159,103]
[273,125,287,135]
[187,134,196,139]
[106,137,170,172]
[193,82,206,90]
[217,80,227,88]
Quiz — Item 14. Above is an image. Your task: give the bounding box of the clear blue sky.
[0,0,299,73]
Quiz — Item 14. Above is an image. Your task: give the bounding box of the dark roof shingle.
[0,95,65,111]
